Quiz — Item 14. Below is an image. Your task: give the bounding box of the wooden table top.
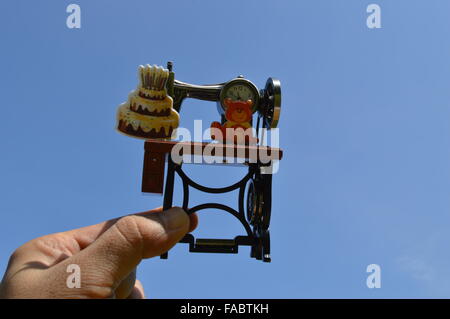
[144,139,283,162]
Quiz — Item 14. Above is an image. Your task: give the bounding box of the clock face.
[224,84,256,102]
[220,79,259,113]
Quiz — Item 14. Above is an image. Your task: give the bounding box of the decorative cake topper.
[116,65,179,139]
[116,61,282,263]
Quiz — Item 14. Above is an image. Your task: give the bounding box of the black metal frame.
[160,154,272,262]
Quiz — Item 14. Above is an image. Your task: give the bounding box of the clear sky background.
[1,0,450,298]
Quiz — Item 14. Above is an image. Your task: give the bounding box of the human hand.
[0,207,197,299]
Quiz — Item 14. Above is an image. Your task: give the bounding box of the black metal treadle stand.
[142,140,280,263]
[161,154,272,262]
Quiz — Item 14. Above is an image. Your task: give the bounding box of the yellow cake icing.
[129,91,173,113]
[117,103,179,136]
[137,87,166,100]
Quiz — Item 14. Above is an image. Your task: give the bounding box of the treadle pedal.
[192,238,238,254]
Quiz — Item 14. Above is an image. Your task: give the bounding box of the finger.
[69,208,198,247]
[2,207,166,275]
[46,207,190,298]
[115,268,136,299]
[67,207,164,249]
[127,280,145,299]
[188,213,199,233]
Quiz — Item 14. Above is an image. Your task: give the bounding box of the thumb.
[47,207,189,298]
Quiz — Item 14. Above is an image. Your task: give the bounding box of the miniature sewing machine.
[116,62,282,262]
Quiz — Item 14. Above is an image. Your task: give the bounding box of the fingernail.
[162,207,188,231]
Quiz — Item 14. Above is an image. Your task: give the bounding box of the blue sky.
[1,0,450,298]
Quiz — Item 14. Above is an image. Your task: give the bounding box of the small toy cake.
[117,65,179,139]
